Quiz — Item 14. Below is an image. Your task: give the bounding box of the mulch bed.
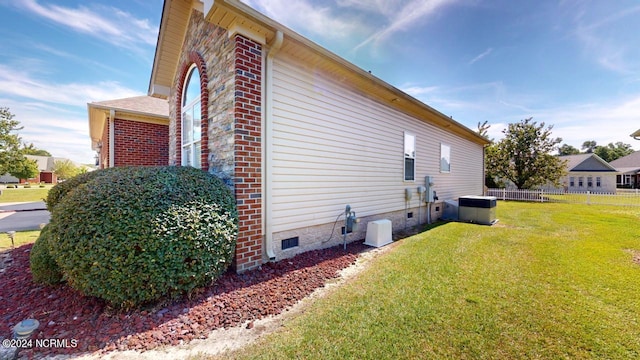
[0,242,368,358]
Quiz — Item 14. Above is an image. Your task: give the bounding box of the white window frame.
[440,143,451,173]
[404,132,416,182]
[569,177,575,187]
[587,176,593,188]
[181,65,202,169]
[578,177,584,187]
[596,176,601,187]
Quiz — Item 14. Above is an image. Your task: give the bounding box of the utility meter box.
[458,196,497,225]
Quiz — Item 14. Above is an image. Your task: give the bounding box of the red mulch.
[1,242,367,358]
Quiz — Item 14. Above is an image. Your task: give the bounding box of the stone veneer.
[170,10,235,183]
[170,10,263,272]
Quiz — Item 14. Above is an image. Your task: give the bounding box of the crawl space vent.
[281,237,299,250]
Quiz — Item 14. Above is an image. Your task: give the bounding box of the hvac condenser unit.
[458,196,497,225]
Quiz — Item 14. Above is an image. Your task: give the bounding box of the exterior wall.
[564,172,617,193]
[113,118,169,167]
[268,53,484,258]
[170,10,235,183]
[273,203,444,260]
[170,10,263,272]
[233,35,263,271]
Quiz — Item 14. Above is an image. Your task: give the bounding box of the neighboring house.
[558,154,618,193]
[90,0,489,272]
[88,96,169,169]
[0,155,84,184]
[610,151,640,188]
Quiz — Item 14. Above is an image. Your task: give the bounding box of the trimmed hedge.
[48,166,238,308]
[30,224,64,285]
[45,168,119,211]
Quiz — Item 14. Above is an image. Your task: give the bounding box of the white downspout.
[109,109,115,168]
[264,30,283,261]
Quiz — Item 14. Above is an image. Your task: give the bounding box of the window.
[440,143,451,173]
[578,177,584,187]
[404,132,415,181]
[569,177,575,187]
[182,65,202,168]
[587,176,593,188]
[596,177,601,187]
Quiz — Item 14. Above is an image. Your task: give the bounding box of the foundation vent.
[281,236,299,250]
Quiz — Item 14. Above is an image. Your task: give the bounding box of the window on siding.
[596,177,601,187]
[182,65,202,169]
[569,177,575,187]
[404,132,415,181]
[587,176,593,187]
[440,143,451,173]
[578,177,584,187]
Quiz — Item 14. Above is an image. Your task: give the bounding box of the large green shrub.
[45,168,119,211]
[30,224,64,285]
[48,166,238,308]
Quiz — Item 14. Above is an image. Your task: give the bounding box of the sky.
[0,0,639,165]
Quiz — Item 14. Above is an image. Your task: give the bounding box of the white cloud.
[0,64,142,107]
[468,48,493,65]
[354,0,460,52]
[569,4,640,74]
[13,0,157,51]
[241,0,365,40]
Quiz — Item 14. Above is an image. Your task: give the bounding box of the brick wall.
[233,35,263,272]
[113,118,169,167]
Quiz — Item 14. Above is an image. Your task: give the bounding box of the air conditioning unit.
[458,196,497,225]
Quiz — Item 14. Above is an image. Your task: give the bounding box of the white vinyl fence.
[486,188,640,207]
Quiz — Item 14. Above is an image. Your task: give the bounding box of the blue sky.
[0,0,639,164]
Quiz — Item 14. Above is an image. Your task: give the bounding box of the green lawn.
[0,187,51,203]
[218,202,640,359]
[0,230,40,250]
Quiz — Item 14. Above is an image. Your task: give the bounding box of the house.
[87,96,169,168]
[558,154,618,193]
[91,0,489,272]
[610,151,640,188]
[0,155,82,184]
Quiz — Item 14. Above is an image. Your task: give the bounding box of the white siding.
[270,54,484,233]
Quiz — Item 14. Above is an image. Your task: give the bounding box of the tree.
[53,159,80,180]
[594,142,634,162]
[0,107,26,175]
[581,140,597,153]
[477,120,491,139]
[486,117,566,189]
[22,142,51,157]
[8,157,39,180]
[558,144,580,156]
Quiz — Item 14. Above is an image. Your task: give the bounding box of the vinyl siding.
[271,54,484,233]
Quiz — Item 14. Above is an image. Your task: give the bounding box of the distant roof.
[88,95,168,117]
[558,153,617,172]
[610,151,640,168]
[25,155,79,172]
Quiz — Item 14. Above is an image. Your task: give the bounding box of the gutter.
[263,30,283,262]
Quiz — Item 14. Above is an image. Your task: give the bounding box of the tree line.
[1,107,87,182]
[478,118,635,189]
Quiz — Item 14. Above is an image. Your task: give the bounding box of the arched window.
[182,65,202,168]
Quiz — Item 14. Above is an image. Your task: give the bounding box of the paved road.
[0,201,50,232]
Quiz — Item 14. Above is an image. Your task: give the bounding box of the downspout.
[109,109,115,168]
[264,30,283,262]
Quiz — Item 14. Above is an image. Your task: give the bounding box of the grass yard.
[219,202,640,359]
[0,230,40,250]
[0,187,51,203]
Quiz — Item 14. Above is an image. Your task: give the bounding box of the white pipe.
[263,30,283,261]
[109,109,115,168]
